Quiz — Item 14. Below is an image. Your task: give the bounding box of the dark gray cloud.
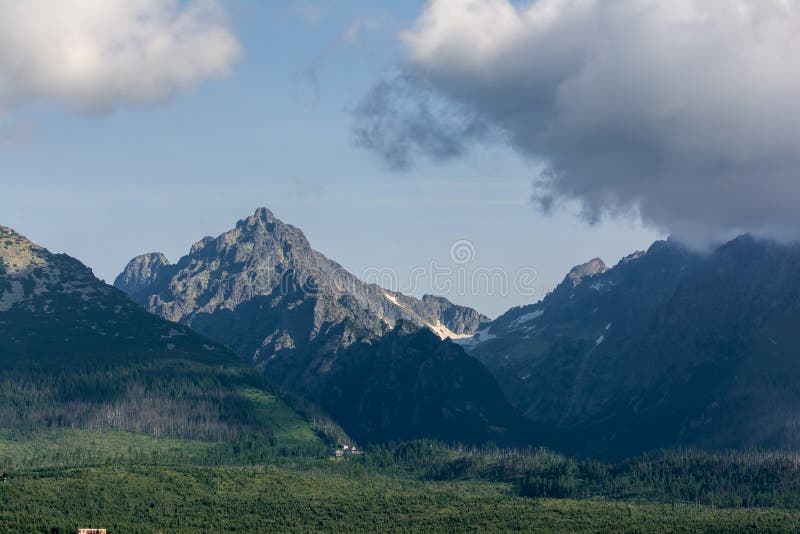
[353,75,493,170]
[353,0,800,247]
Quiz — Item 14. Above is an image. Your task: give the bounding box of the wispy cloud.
[298,15,383,94]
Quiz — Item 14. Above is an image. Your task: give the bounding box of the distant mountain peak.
[1,225,119,314]
[237,207,285,233]
[113,209,502,445]
[229,207,311,251]
[116,207,488,350]
[116,208,489,415]
[1,225,44,274]
[113,252,171,297]
[190,236,215,254]
[620,250,646,264]
[567,258,608,286]
[253,206,276,221]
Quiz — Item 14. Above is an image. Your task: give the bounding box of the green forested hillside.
[3,464,800,533]
[364,441,800,510]
[4,439,800,531]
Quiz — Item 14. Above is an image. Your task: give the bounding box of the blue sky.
[1,0,661,317]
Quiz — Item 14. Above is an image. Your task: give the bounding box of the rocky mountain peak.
[228,207,311,252]
[116,207,488,375]
[253,206,276,221]
[113,252,171,297]
[190,236,215,254]
[0,226,45,274]
[237,207,281,232]
[567,258,608,286]
[620,250,646,264]
[1,225,114,313]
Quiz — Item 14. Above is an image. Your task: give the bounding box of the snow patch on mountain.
[454,326,496,347]
[591,280,615,292]
[427,320,473,341]
[509,309,544,329]
[384,291,402,307]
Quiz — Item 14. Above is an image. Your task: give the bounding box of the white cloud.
[0,0,242,115]
[356,0,800,247]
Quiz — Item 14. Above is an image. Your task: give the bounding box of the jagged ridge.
[466,236,800,458]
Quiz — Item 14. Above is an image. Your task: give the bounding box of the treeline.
[0,432,334,470]
[354,441,800,510]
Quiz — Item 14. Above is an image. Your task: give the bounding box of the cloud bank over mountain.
[0,0,241,115]
[355,0,800,247]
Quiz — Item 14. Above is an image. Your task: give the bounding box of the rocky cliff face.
[116,209,488,363]
[566,258,608,287]
[113,252,170,296]
[465,236,800,458]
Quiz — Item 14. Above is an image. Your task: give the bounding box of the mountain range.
[465,236,800,458]
[6,205,800,459]
[115,209,800,457]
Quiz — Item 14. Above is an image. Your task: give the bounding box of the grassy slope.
[241,388,320,446]
[1,465,799,533]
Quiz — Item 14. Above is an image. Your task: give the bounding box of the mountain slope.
[466,237,800,457]
[114,209,524,445]
[0,226,323,456]
[300,321,531,445]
